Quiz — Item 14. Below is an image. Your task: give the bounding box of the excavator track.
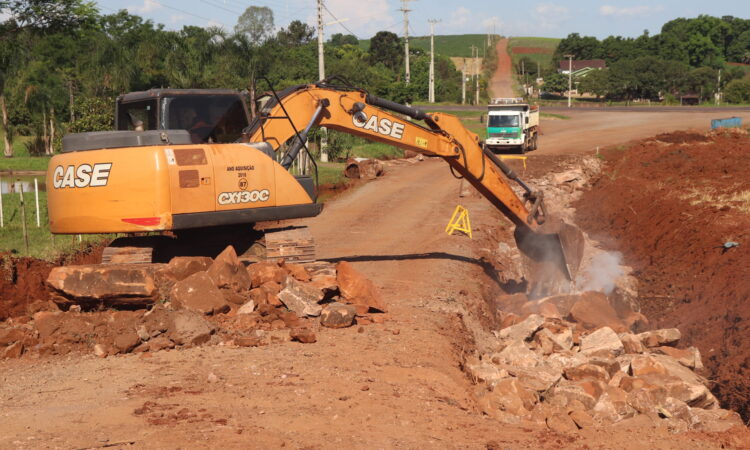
[100,227,316,265]
[252,227,316,263]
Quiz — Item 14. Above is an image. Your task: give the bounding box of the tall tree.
[276,20,314,47]
[370,31,402,72]
[234,6,273,45]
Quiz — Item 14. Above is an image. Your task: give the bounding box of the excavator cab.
[116,89,251,144]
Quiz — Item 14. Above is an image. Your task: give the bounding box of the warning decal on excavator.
[415,137,428,148]
[352,112,405,139]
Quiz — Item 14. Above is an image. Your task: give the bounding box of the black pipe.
[365,95,428,121]
[281,102,326,169]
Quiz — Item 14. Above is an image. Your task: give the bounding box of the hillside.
[359,34,496,58]
[507,37,561,72]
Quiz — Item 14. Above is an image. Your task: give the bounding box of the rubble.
[0,248,386,360]
[467,290,741,434]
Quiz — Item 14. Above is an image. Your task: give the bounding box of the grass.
[507,36,561,73]
[0,131,50,172]
[541,112,570,120]
[680,187,750,213]
[359,34,496,58]
[0,191,108,259]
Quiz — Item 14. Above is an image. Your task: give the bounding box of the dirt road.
[489,39,515,98]
[538,109,750,155]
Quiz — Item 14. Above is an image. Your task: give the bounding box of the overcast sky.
[94,0,749,39]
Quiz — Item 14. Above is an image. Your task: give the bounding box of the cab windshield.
[488,115,519,127]
[164,94,249,143]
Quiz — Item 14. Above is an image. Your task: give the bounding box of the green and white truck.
[484,98,539,153]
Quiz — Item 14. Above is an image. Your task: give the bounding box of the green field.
[0,131,49,172]
[0,191,108,259]
[359,34,497,58]
[507,37,561,73]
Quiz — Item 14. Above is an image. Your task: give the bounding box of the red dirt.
[489,38,515,98]
[575,129,750,419]
[511,47,554,54]
[0,245,104,320]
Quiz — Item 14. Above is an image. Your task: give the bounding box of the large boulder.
[170,272,229,315]
[580,327,624,357]
[247,261,288,287]
[637,328,681,348]
[158,257,213,282]
[495,314,544,343]
[167,309,216,346]
[47,264,165,306]
[336,261,386,313]
[320,302,357,328]
[207,246,252,292]
[567,291,628,333]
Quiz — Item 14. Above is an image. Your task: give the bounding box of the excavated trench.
[573,129,750,420]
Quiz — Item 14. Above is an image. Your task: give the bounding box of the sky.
[93,0,749,39]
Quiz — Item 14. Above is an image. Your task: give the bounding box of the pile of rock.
[468,291,743,433]
[0,247,386,359]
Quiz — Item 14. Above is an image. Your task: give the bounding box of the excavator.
[47,78,584,288]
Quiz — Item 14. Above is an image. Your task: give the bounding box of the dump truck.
[484,98,539,153]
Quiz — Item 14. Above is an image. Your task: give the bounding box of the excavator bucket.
[513,219,585,298]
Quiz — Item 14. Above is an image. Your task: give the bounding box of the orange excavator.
[47,78,583,286]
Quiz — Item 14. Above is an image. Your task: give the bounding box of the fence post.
[34,178,40,227]
[19,184,30,254]
[0,175,4,228]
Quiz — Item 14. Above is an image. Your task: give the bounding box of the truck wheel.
[532,136,538,151]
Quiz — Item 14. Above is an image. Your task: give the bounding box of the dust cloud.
[576,251,623,294]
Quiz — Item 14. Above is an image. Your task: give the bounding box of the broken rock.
[247,261,288,287]
[278,276,323,317]
[567,291,627,333]
[207,246,252,292]
[320,302,357,328]
[336,261,386,312]
[580,327,624,357]
[637,328,681,348]
[47,264,163,306]
[170,272,230,315]
[168,310,216,346]
[290,328,316,343]
[495,314,544,343]
[159,256,213,282]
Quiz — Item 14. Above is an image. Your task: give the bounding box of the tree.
[234,6,273,45]
[369,31,402,72]
[276,20,314,47]
[0,0,97,36]
[724,79,750,104]
[578,69,610,99]
[542,73,568,95]
[330,33,358,47]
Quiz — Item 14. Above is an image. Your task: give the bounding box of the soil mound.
[654,131,709,144]
[0,245,103,321]
[574,130,750,419]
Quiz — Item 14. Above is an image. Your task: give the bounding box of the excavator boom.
[246,81,584,284]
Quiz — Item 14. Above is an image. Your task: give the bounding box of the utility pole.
[400,0,415,84]
[317,0,325,80]
[564,54,574,108]
[461,59,466,104]
[428,19,440,103]
[470,45,479,105]
[717,69,722,105]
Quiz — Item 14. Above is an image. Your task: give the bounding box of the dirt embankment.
[575,129,750,419]
[0,245,104,320]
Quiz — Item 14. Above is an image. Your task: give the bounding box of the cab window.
[117,100,157,131]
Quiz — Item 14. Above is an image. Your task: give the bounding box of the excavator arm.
[245,81,584,284]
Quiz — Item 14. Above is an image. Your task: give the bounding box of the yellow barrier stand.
[445,205,472,239]
[499,155,527,170]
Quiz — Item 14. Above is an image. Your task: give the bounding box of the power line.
[321,2,357,37]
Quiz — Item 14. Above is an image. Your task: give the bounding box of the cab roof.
[117,88,243,103]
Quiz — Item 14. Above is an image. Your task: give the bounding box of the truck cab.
[484,98,539,153]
